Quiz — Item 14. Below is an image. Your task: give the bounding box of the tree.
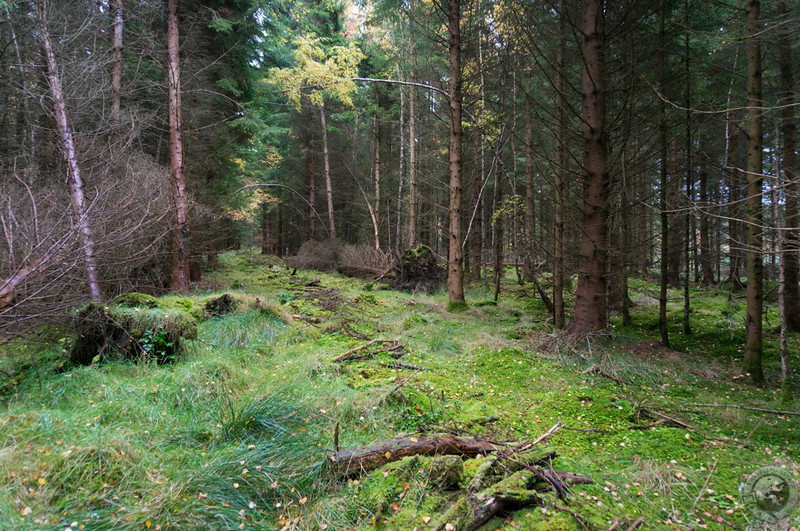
[777,0,800,332]
[743,0,764,385]
[446,0,466,309]
[268,35,363,241]
[567,0,609,335]
[167,0,190,291]
[34,0,102,302]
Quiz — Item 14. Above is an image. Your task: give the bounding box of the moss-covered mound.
[393,245,444,292]
[69,302,197,365]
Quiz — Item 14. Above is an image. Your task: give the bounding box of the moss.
[446,301,470,313]
[113,292,160,308]
[160,296,203,321]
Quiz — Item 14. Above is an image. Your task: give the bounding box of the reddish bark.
[447,0,465,305]
[568,0,608,335]
[743,0,764,384]
[777,0,800,332]
[328,435,496,476]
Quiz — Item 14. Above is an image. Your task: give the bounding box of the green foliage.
[113,292,160,308]
[268,35,364,109]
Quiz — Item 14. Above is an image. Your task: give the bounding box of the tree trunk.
[777,0,800,332]
[396,71,406,253]
[447,0,465,307]
[372,115,382,250]
[167,0,190,292]
[35,0,103,302]
[698,140,715,285]
[320,106,336,239]
[553,0,567,329]
[408,28,418,248]
[110,0,123,124]
[658,0,670,346]
[743,0,764,385]
[682,0,692,336]
[524,99,536,285]
[261,201,271,255]
[568,0,608,335]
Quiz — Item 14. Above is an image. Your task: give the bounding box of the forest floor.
[1,249,799,530]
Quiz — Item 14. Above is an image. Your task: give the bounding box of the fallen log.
[327,435,497,477]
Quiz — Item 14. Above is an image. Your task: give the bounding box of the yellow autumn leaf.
[145,521,152,528]
[422,516,431,524]
[299,497,307,505]
[37,477,46,485]
[384,451,392,459]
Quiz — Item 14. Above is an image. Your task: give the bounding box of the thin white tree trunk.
[35,0,102,302]
[320,106,336,239]
[167,0,190,291]
[111,0,123,123]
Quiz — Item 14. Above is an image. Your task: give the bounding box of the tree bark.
[658,0,670,346]
[447,0,465,306]
[167,0,190,292]
[698,139,715,286]
[568,0,608,334]
[743,0,764,385]
[35,0,102,302]
[110,0,123,124]
[320,106,336,239]
[328,435,495,477]
[777,0,800,332]
[372,115,382,250]
[553,0,567,329]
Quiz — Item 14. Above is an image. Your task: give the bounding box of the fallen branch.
[502,422,564,456]
[682,403,800,417]
[379,361,427,371]
[291,314,322,324]
[332,338,394,362]
[328,435,497,477]
[638,408,694,430]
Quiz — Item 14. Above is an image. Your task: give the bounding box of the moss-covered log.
[328,435,497,477]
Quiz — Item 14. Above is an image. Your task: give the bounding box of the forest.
[1,0,799,529]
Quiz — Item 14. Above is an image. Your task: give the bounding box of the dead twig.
[682,403,800,417]
[502,422,564,456]
[332,338,394,362]
[626,517,645,530]
[380,361,426,371]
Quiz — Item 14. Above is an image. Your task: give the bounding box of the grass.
[1,249,798,530]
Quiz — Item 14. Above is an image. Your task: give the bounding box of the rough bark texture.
[777,0,800,332]
[553,0,567,329]
[658,0,670,347]
[167,0,190,292]
[447,0,465,306]
[328,435,495,476]
[744,0,764,385]
[568,0,608,335]
[35,0,102,302]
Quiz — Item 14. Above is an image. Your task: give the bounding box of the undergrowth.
[1,249,798,530]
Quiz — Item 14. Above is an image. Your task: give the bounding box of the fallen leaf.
[385,451,392,460]
[422,516,431,524]
[299,497,307,505]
